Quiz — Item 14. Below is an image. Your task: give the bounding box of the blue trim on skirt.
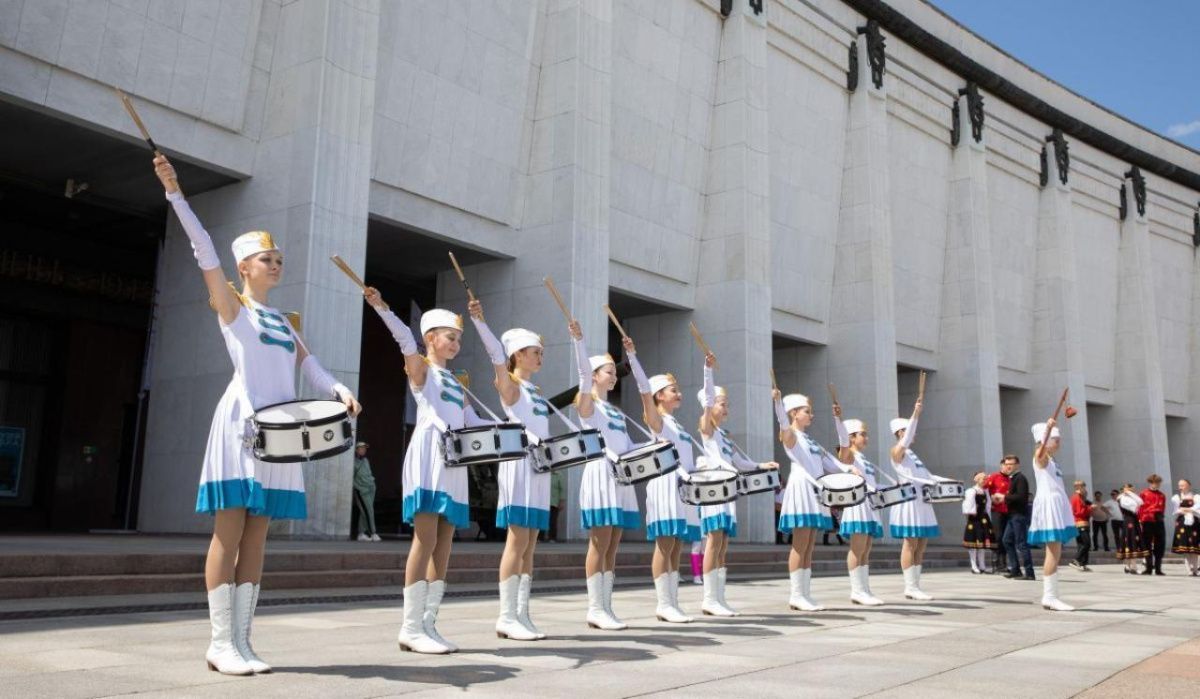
[497,505,550,531]
[581,507,640,530]
[647,518,700,542]
[889,524,941,539]
[702,513,738,537]
[841,519,884,538]
[779,513,833,532]
[1027,526,1078,545]
[404,488,469,529]
[196,478,307,520]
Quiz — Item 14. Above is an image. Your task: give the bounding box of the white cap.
[1031,422,1061,444]
[844,419,865,435]
[420,309,463,335]
[649,373,676,395]
[589,354,616,371]
[231,231,280,261]
[501,328,542,357]
[696,385,727,407]
[890,418,910,435]
[782,394,810,414]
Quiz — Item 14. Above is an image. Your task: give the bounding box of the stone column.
[692,0,774,543]
[1178,248,1200,479]
[923,90,1003,494]
[139,0,379,538]
[1027,134,1091,484]
[827,33,899,470]
[1099,172,1171,485]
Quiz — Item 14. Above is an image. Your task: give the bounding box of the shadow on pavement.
[486,643,661,669]
[274,662,521,688]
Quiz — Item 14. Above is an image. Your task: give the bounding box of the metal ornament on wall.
[1048,129,1069,185]
[723,0,762,17]
[1119,183,1128,221]
[951,99,961,147]
[1126,166,1147,217]
[1039,145,1048,187]
[958,83,984,143]
[856,20,886,89]
[720,0,731,17]
[847,40,859,92]
[749,0,763,15]
[1193,205,1200,248]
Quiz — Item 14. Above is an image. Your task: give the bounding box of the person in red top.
[1069,480,1093,571]
[984,458,1015,572]
[1139,474,1168,576]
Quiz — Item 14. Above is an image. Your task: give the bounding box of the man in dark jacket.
[998,455,1035,580]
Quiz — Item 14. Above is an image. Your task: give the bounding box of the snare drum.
[611,441,679,485]
[922,480,966,504]
[250,399,353,463]
[679,469,740,506]
[737,468,780,496]
[868,482,918,510]
[529,429,606,473]
[818,472,868,507]
[442,423,529,467]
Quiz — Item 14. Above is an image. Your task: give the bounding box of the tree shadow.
[274,662,521,688]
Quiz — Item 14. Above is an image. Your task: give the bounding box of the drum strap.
[457,381,543,446]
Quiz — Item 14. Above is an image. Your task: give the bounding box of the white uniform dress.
[839,451,884,538]
[697,427,757,537]
[196,301,306,519]
[888,449,940,539]
[496,380,552,531]
[402,363,480,529]
[1027,458,1077,545]
[578,398,641,530]
[645,414,701,542]
[778,430,836,532]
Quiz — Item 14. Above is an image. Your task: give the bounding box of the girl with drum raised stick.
[153,155,362,675]
[570,323,644,630]
[465,297,552,641]
[888,387,946,601]
[773,389,841,611]
[1028,414,1078,611]
[363,286,483,653]
[833,414,886,606]
[697,360,779,616]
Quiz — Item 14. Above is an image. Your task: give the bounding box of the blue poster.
[0,426,24,498]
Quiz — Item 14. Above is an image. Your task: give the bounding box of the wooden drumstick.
[689,322,718,369]
[115,88,160,155]
[769,367,778,392]
[1037,388,1070,459]
[602,304,628,338]
[827,382,840,406]
[543,277,573,322]
[447,251,476,301]
[917,370,927,402]
[330,255,366,290]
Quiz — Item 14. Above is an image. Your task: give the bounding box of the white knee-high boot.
[586,573,623,630]
[206,584,252,675]
[854,567,884,606]
[716,568,739,615]
[655,574,691,623]
[667,570,691,620]
[496,576,539,640]
[902,566,932,601]
[789,569,822,611]
[398,581,451,654]
[602,571,627,629]
[1041,573,1074,612]
[516,574,545,639]
[232,582,271,673]
[423,580,457,652]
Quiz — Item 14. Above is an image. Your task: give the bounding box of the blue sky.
[927,0,1200,150]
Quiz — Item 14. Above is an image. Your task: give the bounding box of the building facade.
[2,0,1198,542]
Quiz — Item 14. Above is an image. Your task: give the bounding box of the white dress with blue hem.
[697,427,757,537]
[840,451,884,538]
[577,397,641,530]
[496,379,552,531]
[645,414,701,542]
[888,448,940,539]
[1027,457,1077,545]
[402,364,475,528]
[778,430,836,532]
[196,301,307,520]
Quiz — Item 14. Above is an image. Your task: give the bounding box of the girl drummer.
[834,415,885,605]
[1171,479,1199,576]
[364,287,485,653]
[773,389,841,611]
[467,299,553,640]
[697,362,778,616]
[573,326,644,630]
[888,398,941,601]
[153,155,361,675]
[1027,419,1078,611]
[642,361,710,623]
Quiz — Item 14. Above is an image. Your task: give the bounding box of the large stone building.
[2,0,1198,543]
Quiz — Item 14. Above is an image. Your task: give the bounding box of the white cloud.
[1166,120,1200,138]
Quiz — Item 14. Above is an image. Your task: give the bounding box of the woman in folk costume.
[641,362,710,623]
[466,298,554,640]
[364,287,488,654]
[888,398,941,600]
[1170,479,1200,576]
[773,390,839,611]
[572,325,644,630]
[961,471,996,574]
[1027,419,1078,611]
[1115,484,1149,573]
[833,415,885,605]
[153,155,361,675]
[696,363,779,616]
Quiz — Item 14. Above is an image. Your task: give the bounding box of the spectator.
[1000,455,1035,580]
[1069,480,1092,571]
[984,457,1015,573]
[1139,474,1168,576]
[352,442,380,542]
[1171,479,1199,576]
[1090,490,1110,551]
[962,471,995,573]
[775,479,787,545]
[1103,489,1124,551]
[1116,484,1148,573]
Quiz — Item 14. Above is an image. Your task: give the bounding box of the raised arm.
[833,404,854,465]
[773,389,797,449]
[467,299,519,407]
[625,336,660,435]
[697,354,718,437]
[364,286,428,387]
[1033,417,1056,468]
[154,155,241,325]
[569,320,594,419]
[889,399,922,464]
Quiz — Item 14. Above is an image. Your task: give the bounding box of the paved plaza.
[3,565,1198,698]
